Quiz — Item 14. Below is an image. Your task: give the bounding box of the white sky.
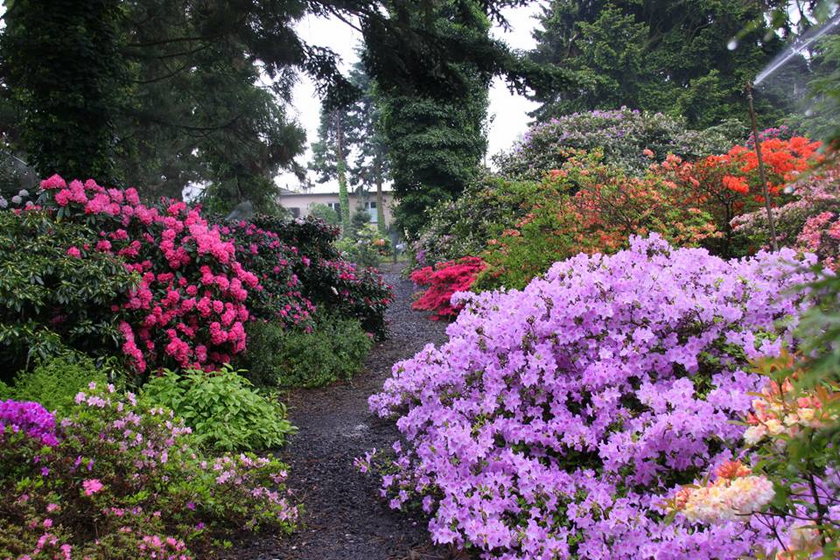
[276,3,544,192]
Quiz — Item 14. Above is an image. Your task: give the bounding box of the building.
[278,187,397,228]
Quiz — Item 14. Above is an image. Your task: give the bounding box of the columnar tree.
[363,0,492,238]
[0,0,126,181]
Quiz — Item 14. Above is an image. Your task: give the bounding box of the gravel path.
[225,264,461,560]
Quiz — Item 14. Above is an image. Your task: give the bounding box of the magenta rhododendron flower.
[0,400,59,446]
[39,176,259,373]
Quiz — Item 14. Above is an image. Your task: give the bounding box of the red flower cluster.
[409,257,487,320]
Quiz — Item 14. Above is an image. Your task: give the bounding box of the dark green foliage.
[3,353,110,415]
[117,0,308,210]
[0,211,136,378]
[380,90,489,237]
[0,0,126,181]
[253,214,341,261]
[247,214,393,338]
[240,314,373,388]
[528,0,796,128]
[366,1,492,238]
[141,365,296,451]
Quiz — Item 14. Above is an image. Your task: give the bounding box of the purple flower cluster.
[0,400,58,446]
[368,235,819,559]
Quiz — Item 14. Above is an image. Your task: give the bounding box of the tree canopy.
[527,0,800,128]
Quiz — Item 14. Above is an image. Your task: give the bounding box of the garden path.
[225,264,460,560]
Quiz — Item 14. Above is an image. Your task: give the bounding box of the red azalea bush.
[39,175,258,376]
[474,153,719,291]
[654,136,822,256]
[410,257,487,320]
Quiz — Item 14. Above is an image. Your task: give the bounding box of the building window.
[364,201,378,223]
[326,202,341,213]
[288,207,300,218]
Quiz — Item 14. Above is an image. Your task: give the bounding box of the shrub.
[249,215,393,339]
[410,257,487,320]
[141,365,295,451]
[308,203,340,225]
[0,210,136,377]
[38,175,259,376]
[733,161,840,269]
[4,353,111,415]
[470,153,717,291]
[0,385,297,559]
[365,235,820,560]
[240,313,373,388]
[656,136,822,256]
[218,220,316,328]
[668,351,839,558]
[254,214,341,262]
[413,176,546,267]
[493,108,744,179]
[336,224,388,269]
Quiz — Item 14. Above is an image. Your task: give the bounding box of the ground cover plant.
[0,384,298,559]
[365,235,821,560]
[141,364,296,451]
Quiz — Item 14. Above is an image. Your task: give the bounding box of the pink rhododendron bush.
[0,386,297,559]
[39,175,258,374]
[365,235,820,559]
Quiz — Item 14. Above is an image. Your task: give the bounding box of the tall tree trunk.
[375,161,386,233]
[334,111,351,236]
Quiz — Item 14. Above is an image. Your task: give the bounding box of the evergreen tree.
[0,0,126,181]
[364,0,491,238]
[311,106,352,234]
[528,0,799,128]
[344,59,389,232]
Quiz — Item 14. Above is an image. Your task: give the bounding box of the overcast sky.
[277,3,545,192]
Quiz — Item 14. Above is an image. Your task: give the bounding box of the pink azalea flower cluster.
[0,400,58,446]
[40,175,259,373]
[797,210,840,270]
[1,384,298,558]
[367,235,819,559]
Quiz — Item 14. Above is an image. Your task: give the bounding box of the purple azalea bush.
[367,235,819,559]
